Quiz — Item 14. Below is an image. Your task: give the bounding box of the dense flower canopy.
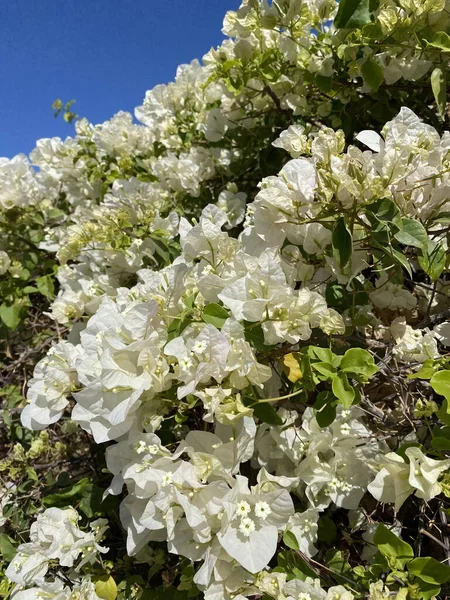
[1,1,450,599]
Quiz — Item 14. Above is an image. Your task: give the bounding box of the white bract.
[368,449,450,510]
[6,508,107,596]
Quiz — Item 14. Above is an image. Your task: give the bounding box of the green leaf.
[95,575,118,600]
[202,303,229,328]
[312,361,337,379]
[253,402,284,425]
[79,484,117,518]
[0,533,17,562]
[431,66,447,119]
[389,246,413,277]
[309,346,337,364]
[374,524,414,569]
[418,241,446,281]
[300,353,317,391]
[332,217,352,269]
[225,73,244,95]
[334,0,376,28]
[0,303,22,330]
[324,548,353,585]
[362,22,383,38]
[315,75,333,93]
[366,198,400,224]
[314,391,338,427]
[412,581,441,600]
[332,372,355,408]
[23,251,39,268]
[431,436,450,450]
[340,348,378,380]
[283,530,300,550]
[43,477,90,506]
[151,237,170,263]
[26,467,38,481]
[353,564,380,585]
[432,425,450,439]
[326,282,352,311]
[438,400,450,426]
[277,550,318,580]
[408,360,439,380]
[427,31,450,52]
[394,218,428,250]
[35,275,55,299]
[351,278,370,307]
[361,57,383,92]
[318,516,337,544]
[408,557,450,585]
[260,51,277,81]
[183,294,195,310]
[430,370,450,401]
[244,323,266,349]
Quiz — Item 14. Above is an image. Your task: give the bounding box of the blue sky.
[0,0,240,159]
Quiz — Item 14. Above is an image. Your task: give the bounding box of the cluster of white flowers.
[104,408,374,598]
[31,106,449,383]
[11,579,102,600]
[211,0,448,127]
[0,3,439,278]
[38,106,450,371]
[15,101,450,596]
[3,1,450,598]
[22,199,341,438]
[1,0,448,333]
[368,447,450,511]
[6,507,107,599]
[255,407,381,510]
[0,154,55,211]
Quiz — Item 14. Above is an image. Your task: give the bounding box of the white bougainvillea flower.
[390,317,438,363]
[5,508,107,588]
[272,124,309,158]
[217,184,246,229]
[283,577,327,600]
[217,476,294,573]
[286,508,319,557]
[369,448,450,509]
[434,322,450,347]
[165,323,230,398]
[21,342,82,430]
[367,452,413,511]
[405,447,450,502]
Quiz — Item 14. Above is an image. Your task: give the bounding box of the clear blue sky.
[0,0,240,159]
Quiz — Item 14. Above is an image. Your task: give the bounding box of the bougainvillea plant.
[2,1,450,599]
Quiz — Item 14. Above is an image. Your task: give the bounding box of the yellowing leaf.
[282,353,302,383]
[95,575,117,600]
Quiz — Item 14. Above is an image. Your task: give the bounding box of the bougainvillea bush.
[2,0,450,598]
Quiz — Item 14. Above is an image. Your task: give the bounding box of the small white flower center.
[254,501,271,520]
[235,500,251,517]
[239,517,256,537]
